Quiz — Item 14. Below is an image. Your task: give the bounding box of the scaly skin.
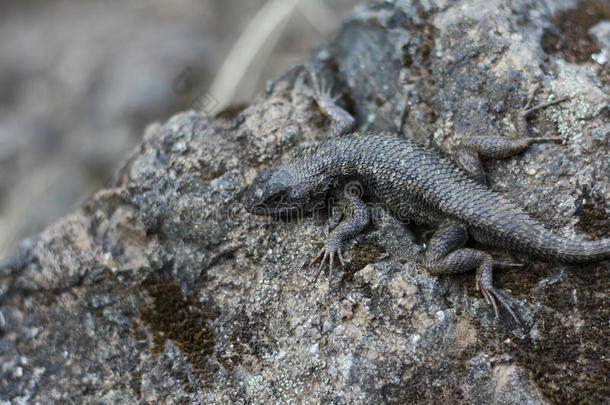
[244,79,609,323]
[246,132,609,261]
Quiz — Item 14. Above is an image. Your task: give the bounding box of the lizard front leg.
[455,85,570,184]
[422,222,521,324]
[309,71,356,137]
[311,189,370,284]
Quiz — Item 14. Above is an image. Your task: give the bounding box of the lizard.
[244,76,610,323]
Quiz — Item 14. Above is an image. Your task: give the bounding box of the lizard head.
[244,166,326,216]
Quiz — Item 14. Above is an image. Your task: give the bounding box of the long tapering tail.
[461,188,610,263]
[527,229,610,263]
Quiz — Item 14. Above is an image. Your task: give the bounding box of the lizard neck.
[287,137,358,182]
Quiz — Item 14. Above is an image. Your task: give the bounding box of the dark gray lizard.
[244,79,610,323]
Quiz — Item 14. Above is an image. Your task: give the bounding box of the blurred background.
[0,0,361,260]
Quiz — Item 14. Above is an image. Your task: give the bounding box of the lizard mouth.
[244,193,305,217]
[244,201,299,216]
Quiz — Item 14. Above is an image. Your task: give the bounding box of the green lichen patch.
[140,281,218,381]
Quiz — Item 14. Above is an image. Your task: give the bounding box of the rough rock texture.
[1,0,609,403]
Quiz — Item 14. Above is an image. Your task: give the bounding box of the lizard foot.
[310,241,345,285]
[519,84,570,123]
[310,71,341,103]
[510,84,571,150]
[481,286,521,325]
[522,84,570,114]
[476,269,521,325]
[307,69,355,137]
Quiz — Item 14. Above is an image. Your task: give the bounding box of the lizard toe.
[484,286,521,325]
[310,243,346,285]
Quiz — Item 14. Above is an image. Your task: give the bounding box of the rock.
[1,0,608,403]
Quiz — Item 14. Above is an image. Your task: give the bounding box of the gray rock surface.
[1,0,609,403]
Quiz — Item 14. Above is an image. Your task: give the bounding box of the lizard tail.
[553,238,610,263]
[523,228,610,263]
[464,191,610,264]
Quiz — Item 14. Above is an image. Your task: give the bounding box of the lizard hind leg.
[454,135,538,185]
[517,84,570,138]
[455,87,569,184]
[455,133,559,185]
[423,222,521,324]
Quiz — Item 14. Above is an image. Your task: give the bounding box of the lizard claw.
[310,243,345,285]
[310,72,341,103]
[306,68,355,137]
[475,265,521,324]
[521,84,570,117]
[493,261,525,269]
[528,137,564,144]
[478,283,522,325]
